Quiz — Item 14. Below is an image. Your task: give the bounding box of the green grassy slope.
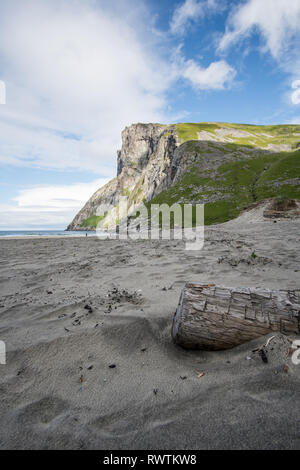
[149,147,300,225]
[176,122,300,149]
[80,215,104,228]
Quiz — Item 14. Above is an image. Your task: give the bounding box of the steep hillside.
[67,122,300,230]
[68,123,178,230]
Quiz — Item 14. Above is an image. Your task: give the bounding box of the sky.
[0,0,300,230]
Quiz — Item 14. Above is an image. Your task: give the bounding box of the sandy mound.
[223,199,300,229]
[197,128,255,143]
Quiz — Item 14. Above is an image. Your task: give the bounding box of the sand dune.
[0,216,299,449]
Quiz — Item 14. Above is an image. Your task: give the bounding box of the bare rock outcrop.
[67,123,178,230]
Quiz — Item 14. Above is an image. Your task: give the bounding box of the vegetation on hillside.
[80,123,300,228]
[148,146,300,225]
[176,122,300,149]
[80,215,104,228]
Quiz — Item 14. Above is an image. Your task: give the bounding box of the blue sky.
[0,0,300,229]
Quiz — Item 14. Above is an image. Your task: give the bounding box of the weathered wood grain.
[172,283,300,350]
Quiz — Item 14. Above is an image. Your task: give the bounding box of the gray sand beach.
[0,214,299,449]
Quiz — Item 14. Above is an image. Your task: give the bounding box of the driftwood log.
[172,283,300,350]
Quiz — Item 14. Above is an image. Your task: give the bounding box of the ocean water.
[0,230,97,238]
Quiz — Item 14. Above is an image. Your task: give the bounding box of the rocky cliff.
[68,123,179,230]
[68,122,300,229]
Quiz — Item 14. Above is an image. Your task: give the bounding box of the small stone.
[283,364,289,374]
[109,364,116,369]
[259,348,268,363]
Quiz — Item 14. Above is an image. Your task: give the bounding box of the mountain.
[67,122,300,230]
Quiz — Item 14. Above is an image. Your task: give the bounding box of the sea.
[0,230,97,238]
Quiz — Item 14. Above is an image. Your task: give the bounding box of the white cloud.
[292,80,300,89]
[170,0,205,35]
[291,80,300,105]
[291,90,300,106]
[182,59,236,90]
[219,0,300,107]
[0,0,174,174]
[0,179,109,229]
[14,179,109,209]
[170,0,219,35]
[287,117,300,124]
[0,81,5,105]
[0,205,75,229]
[0,0,238,178]
[219,0,300,59]
[168,1,236,90]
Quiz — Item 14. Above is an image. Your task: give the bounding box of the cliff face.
[67,123,179,230]
[68,122,300,229]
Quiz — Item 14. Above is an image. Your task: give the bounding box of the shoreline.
[0,235,99,240]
